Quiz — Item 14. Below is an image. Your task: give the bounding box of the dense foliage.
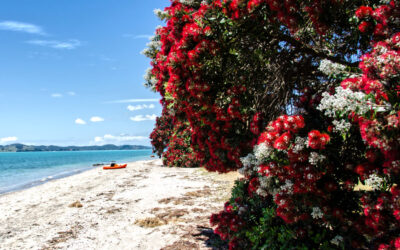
[149,106,173,158]
[150,104,200,167]
[145,0,400,248]
[145,0,383,171]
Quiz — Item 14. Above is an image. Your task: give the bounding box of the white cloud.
[123,34,152,39]
[90,116,104,122]
[0,136,18,143]
[27,39,81,50]
[130,114,157,122]
[127,104,155,111]
[107,98,159,104]
[94,134,147,143]
[51,93,63,98]
[0,21,45,35]
[51,92,75,97]
[75,118,86,125]
[94,136,104,142]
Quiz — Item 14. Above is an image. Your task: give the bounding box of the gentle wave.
[0,150,153,195]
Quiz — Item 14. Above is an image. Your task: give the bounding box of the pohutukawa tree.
[145,0,379,172]
[144,0,400,248]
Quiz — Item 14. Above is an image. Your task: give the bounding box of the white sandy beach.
[0,159,239,250]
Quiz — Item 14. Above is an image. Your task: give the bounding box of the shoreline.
[0,151,154,196]
[0,159,240,249]
[0,166,90,197]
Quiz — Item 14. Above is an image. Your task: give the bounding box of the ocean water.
[0,150,153,195]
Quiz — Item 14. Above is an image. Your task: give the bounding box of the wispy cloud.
[27,39,81,50]
[90,116,104,122]
[75,118,86,125]
[0,136,18,144]
[0,21,45,35]
[123,34,152,39]
[130,114,157,122]
[94,134,147,144]
[127,104,155,111]
[51,93,63,98]
[107,98,159,104]
[51,91,75,97]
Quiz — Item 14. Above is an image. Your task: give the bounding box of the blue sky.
[0,0,168,146]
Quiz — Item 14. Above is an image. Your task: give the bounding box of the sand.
[0,159,240,250]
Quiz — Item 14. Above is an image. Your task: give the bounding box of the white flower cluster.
[143,68,158,87]
[280,180,294,194]
[254,143,273,163]
[319,59,346,76]
[179,0,206,6]
[141,48,150,56]
[240,153,256,168]
[318,86,392,119]
[318,86,370,118]
[392,161,400,168]
[292,136,307,153]
[239,153,258,176]
[311,207,324,219]
[148,36,162,50]
[257,176,279,197]
[332,119,352,133]
[309,152,326,165]
[141,36,162,60]
[330,235,344,246]
[365,173,385,191]
[153,9,168,20]
[256,187,269,197]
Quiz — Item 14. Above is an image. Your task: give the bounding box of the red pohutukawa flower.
[355,6,373,19]
[307,130,330,149]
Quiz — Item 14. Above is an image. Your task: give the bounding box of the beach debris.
[184,188,212,198]
[92,163,104,167]
[160,240,198,250]
[106,206,122,214]
[157,208,187,223]
[158,196,191,205]
[68,201,83,208]
[135,217,165,228]
[191,207,206,213]
[46,224,83,247]
[158,197,173,204]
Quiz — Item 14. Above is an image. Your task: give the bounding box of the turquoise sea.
[0,150,153,195]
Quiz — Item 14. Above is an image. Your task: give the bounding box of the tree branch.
[278,33,359,68]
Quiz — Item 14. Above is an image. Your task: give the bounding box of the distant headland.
[0,143,151,152]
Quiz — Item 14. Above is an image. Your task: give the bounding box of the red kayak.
[103,164,127,170]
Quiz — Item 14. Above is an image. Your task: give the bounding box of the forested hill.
[0,144,151,152]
